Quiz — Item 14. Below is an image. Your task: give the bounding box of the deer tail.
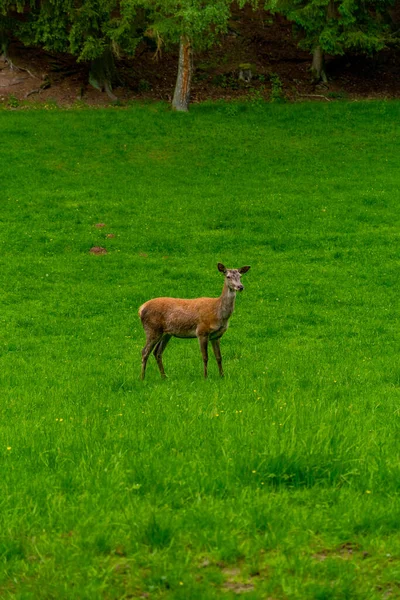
[138,303,147,320]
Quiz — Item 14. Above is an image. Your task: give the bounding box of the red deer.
[138,263,250,379]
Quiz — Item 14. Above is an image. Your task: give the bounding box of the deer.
[138,263,251,379]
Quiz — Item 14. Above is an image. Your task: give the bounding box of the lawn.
[0,100,399,599]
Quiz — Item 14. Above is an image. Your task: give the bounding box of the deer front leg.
[211,339,224,377]
[198,334,209,378]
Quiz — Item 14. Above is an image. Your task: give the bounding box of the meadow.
[0,100,399,599]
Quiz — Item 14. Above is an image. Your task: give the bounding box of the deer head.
[218,263,251,292]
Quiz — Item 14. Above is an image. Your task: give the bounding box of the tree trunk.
[89,47,118,101]
[311,46,328,83]
[0,30,8,62]
[0,30,15,68]
[0,31,18,70]
[172,35,193,112]
[327,0,338,19]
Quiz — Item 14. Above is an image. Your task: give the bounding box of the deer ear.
[238,266,251,274]
[217,263,227,274]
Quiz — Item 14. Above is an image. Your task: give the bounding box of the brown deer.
[139,263,251,379]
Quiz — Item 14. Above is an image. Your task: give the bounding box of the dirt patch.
[3,6,394,107]
[89,247,108,255]
[223,581,255,594]
[222,566,257,594]
[222,567,242,577]
[312,542,364,562]
[198,559,263,594]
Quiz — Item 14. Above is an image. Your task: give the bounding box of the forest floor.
[0,6,399,108]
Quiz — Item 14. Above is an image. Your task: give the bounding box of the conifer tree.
[2,0,144,98]
[133,0,231,110]
[0,1,28,65]
[268,0,394,81]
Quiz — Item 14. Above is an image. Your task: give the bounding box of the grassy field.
[0,100,399,599]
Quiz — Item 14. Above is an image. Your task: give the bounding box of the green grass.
[0,100,399,599]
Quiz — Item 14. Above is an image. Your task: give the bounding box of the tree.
[68,0,126,99]
[135,0,231,111]
[0,0,144,98]
[0,1,30,66]
[267,0,395,81]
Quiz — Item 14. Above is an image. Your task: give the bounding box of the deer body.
[139,263,250,379]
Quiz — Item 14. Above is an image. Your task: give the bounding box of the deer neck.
[218,281,236,322]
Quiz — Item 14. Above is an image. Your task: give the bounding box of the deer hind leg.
[153,334,171,379]
[141,329,163,380]
[198,334,209,378]
[211,339,224,377]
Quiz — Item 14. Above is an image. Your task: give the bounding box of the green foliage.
[0,0,28,15]
[138,77,151,91]
[0,101,400,597]
[0,1,31,54]
[268,0,395,56]
[246,84,266,106]
[68,0,141,61]
[269,72,285,102]
[212,72,239,89]
[22,0,73,53]
[6,93,19,107]
[128,0,231,50]
[1,0,143,62]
